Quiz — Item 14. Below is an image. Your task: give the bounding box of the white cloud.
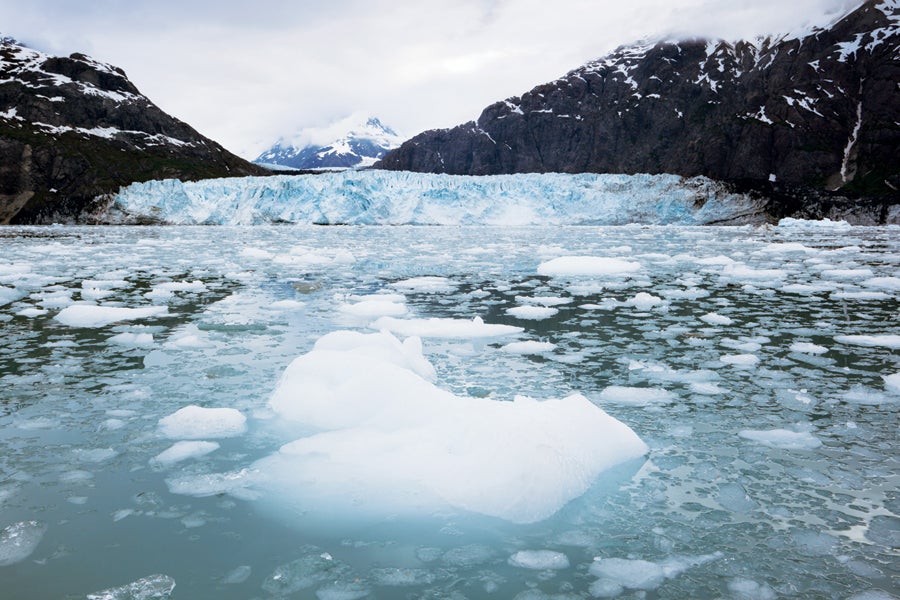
[1,0,863,158]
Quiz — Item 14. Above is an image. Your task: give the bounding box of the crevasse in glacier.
[108,170,765,225]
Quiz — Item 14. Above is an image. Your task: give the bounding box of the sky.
[1,0,862,159]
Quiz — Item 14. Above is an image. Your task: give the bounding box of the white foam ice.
[0,520,46,566]
[739,428,822,450]
[506,305,559,320]
[508,550,570,570]
[257,330,648,523]
[54,304,168,328]
[158,406,247,440]
[151,441,220,466]
[371,316,523,339]
[537,256,641,277]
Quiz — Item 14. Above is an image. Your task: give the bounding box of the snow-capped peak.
[254,115,403,170]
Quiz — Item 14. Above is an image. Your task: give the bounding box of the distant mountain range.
[376,0,899,218]
[254,117,402,170]
[0,37,266,224]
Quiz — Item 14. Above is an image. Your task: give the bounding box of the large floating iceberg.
[107,170,765,226]
[255,330,649,524]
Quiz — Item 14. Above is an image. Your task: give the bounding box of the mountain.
[254,117,402,170]
[0,37,267,224]
[376,0,899,220]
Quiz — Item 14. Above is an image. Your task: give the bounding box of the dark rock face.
[0,39,267,224]
[377,0,899,221]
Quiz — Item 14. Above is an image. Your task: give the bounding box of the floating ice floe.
[508,550,570,570]
[699,312,733,326]
[537,256,641,277]
[391,276,456,293]
[598,386,675,405]
[151,441,220,466]
[506,305,559,320]
[107,332,154,347]
[158,406,247,440]
[739,428,822,450]
[0,520,46,566]
[338,299,407,318]
[790,342,828,354]
[500,340,557,354]
[834,335,900,349]
[371,315,523,339]
[883,373,900,394]
[256,330,648,523]
[86,574,176,600]
[777,217,852,230]
[145,280,207,301]
[55,304,168,328]
[589,552,722,596]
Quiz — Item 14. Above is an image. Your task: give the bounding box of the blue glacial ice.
[108,170,765,225]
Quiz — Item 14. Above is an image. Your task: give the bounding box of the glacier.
[105,170,766,226]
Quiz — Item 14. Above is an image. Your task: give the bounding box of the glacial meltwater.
[0,223,898,599]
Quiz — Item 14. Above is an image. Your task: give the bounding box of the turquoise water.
[0,224,898,599]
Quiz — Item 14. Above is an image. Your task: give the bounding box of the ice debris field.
[0,221,898,599]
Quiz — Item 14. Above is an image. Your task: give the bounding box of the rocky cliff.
[376,0,899,222]
[0,38,267,224]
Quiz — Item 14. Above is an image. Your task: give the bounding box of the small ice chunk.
[501,340,556,354]
[158,406,247,440]
[107,332,154,347]
[883,373,900,394]
[508,550,570,570]
[537,256,641,277]
[720,354,759,366]
[262,553,349,595]
[86,574,176,600]
[55,304,167,328]
[835,335,900,349]
[689,382,726,395]
[220,565,251,584]
[268,299,306,310]
[16,307,47,318]
[739,428,822,450]
[598,386,675,405]
[699,312,733,326]
[391,276,456,293]
[371,316,523,339]
[0,521,47,566]
[790,342,828,354]
[151,441,220,466]
[625,292,664,311]
[516,295,572,306]
[862,276,900,291]
[506,305,558,320]
[339,299,407,318]
[728,578,777,600]
[145,280,207,300]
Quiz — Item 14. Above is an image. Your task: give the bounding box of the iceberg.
[255,330,648,524]
[107,171,764,226]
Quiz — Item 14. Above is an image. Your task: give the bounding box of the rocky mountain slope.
[376,0,899,221]
[254,117,401,170]
[0,38,267,224]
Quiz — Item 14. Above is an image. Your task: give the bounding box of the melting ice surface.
[1,222,899,599]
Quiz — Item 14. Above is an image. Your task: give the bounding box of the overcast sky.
[2,0,861,159]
